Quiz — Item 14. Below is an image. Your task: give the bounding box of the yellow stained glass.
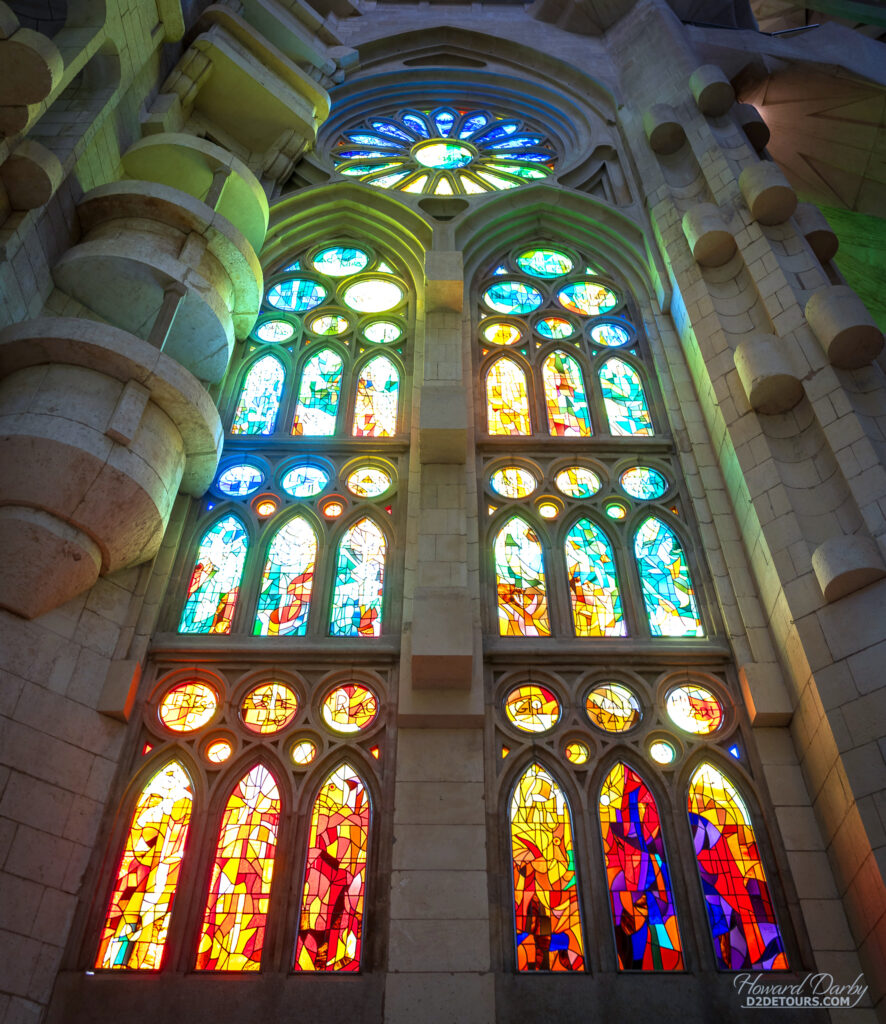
[321,683,378,733]
[240,682,299,734]
[158,681,217,732]
[504,684,561,732]
[486,358,531,435]
[586,683,641,732]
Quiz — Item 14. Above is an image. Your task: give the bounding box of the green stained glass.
[292,349,343,436]
[634,516,704,637]
[414,142,473,168]
[483,281,543,315]
[353,355,399,437]
[620,467,668,500]
[254,319,296,344]
[310,314,349,336]
[311,247,369,276]
[368,172,411,189]
[564,519,625,637]
[363,321,401,344]
[180,515,248,634]
[494,515,550,637]
[476,171,519,190]
[590,322,631,347]
[515,249,574,277]
[254,516,317,637]
[536,316,575,340]
[554,467,602,498]
[542,350,593,437]
[339,162,402,177]
[330,517,386,637]
[280,463,329,498]
[266,278,327,312]
[557,282,618,316]
[489,163,546,180]
[343,279,403,313]
[231,355,285,435]
[599,358,653,436]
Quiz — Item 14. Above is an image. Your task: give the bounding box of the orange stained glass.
[586,683,642,733]
[158,681,217,732]
[504,684,561,733]
[486,357,531,435]
[97,761,193,970]
[196,765,281,971]
[205,739,233,764]
[295,764,370,972]
[511,763,585,971]
[565,741,589,765]
[240,682,299,734]
[321,684,378,733]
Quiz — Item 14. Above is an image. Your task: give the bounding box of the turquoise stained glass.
[621,467,668,500]
[216,465,264,497]
[591,322,631,347]
[541,350,592,437]
[599,358,653,436]
[280,464,329,498]
[266,278,327,312]
[536,316,575,340]
[483,281,543,315]
[254,516,317,637]
[179,516,248,634]
[353,355,399,437]
[634,516,703,637]
[231,355,285,435]
[330,518,386,637]
[564,519,625,637]
[292,350,343,436]
[311,247,369,276]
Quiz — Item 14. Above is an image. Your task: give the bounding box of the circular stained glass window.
[585,683,642,733]
[266,278,327,312]
[605,501,628,520]
[346,466,392,497]
[204,738,233,763]
[590,321,631,347]
[280,463,329,497]
[554,466,602,498]
[504,684,561,733]
[649,739,676,765]
[255,319,296,344]
[482,321,522,346]
[414,141,474,168]
[240,682,299,734]
[565,740,590,765]
[217,464,264,497]
[159,681,217,732]
[490,466,537,499]
[536,316,575,340]
[620,466,668,500]
[343,279,403,313]
[310,314,349,336]
[321,683,379,733]
[665,684,723,735]
[311,246,369,276]
[557,282,618,316]
[482,281,543,315]
[537,502,559,519]
[291,739,317,765]
[364,321,402,344]
[515,249,573,277]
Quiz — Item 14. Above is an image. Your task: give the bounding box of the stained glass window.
[158,682,217,732]
[666,684,723,734]
[564,519,625,637]
[599,358,653,436]
[294,764,370,972]
[586,683,642,732]
[504,684,561,732]
[216,464,264,496]
[231,355,285,436]
[196,765,280,971]
[688,763,787,971]
[486,358,531,436]
[620,466,668,500]
[600,763,683,971]
[634,517,704,637]
[511,763,584,971]
[292,349,343,436]
[179,516,249,634]
[494,516,550,637]
[321,683,379,732]
[97,762,193,970]
[330,518,386,637]
[353,355,399,437]
[541,351,592,437]
[254,516,317,636]
[346,467,392,498]
[490,466,537,499]
[240,682,299,734]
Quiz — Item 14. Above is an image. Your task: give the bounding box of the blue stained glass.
[599,358,654,436]
[591,322,631,347]
[217,464,264,496]
[488,136,544,150]
[340,163,402,177]
[312,247,369,276]
[336,150,386,160]
[620,467,668,500]
[348,132,401,146]
[483,281,543,314]
[280,464,329,498]
[634,516,704,637]
[459,113,490,137]
[507,153,556,162]
[434,109,456,136]
[402,113,430,137]
[292,349,343,436]
[266,278,327,313]
[330,518,386,637]
[369,121,413,142]
[254,516,317,637]
[231,355,285,435]
[475,122,519,142]
[368,172,410,189]
[180,515,248,634]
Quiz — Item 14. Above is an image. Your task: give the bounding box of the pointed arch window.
[196,764,281,971]
[353,355,399,437]
[487,357,531,435]
[253,515,317,637]
[541,350,592,437]
[294,763,370,972]
[510,763,585,971]
[96,761,193,970]
[600,762,683,970]
[231,355,285,436]
[330,517,386,637]
[494,515,550,637]
[292,349,344,436]
[179,515,249,635]
[564,518,625,637]
[634,516,703,637]
[688,762,787,971]
[599,357,653,436]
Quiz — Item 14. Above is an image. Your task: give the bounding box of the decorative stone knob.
[734,334,804,414]
[735,103,770,151]
[689,65,734,117]
[794,203,839,263]
[682,203,736,267]
[739,162,797,225]
[812,535,886,602]
[805,285,884,369]
[643,104,686,155]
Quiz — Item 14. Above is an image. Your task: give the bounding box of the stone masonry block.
[734,334,804,414]
[643,103,685,154]
[425,251,463,312]
[812,535,886,603]
[805,285,884,369]
[736,102,770,151]
[739,662,793,726]
[739,162,797,226]
[682,203,736,267]
[419,384,467,463]
[97,660,141,721]
[794,202,839,263]
[411,587,472,689]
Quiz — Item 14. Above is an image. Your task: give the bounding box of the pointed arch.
[541,349,592,437]
[253,514,318,637]
[688,762,787,971]
[179,514,249,634]
[352,354,399,437]
[564,518,625,637]
[599,762,683,970]
[294,762,371,972]
[292,347,344,436]
[510,762,585,971]
[330,517,386,637]
[96,760,194,970]
[486,356,531,435]
[599,357,653,436]
[494,515,550,637]
[195,763,281,971]
[231,354,285,435]
[633,516,704,637]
